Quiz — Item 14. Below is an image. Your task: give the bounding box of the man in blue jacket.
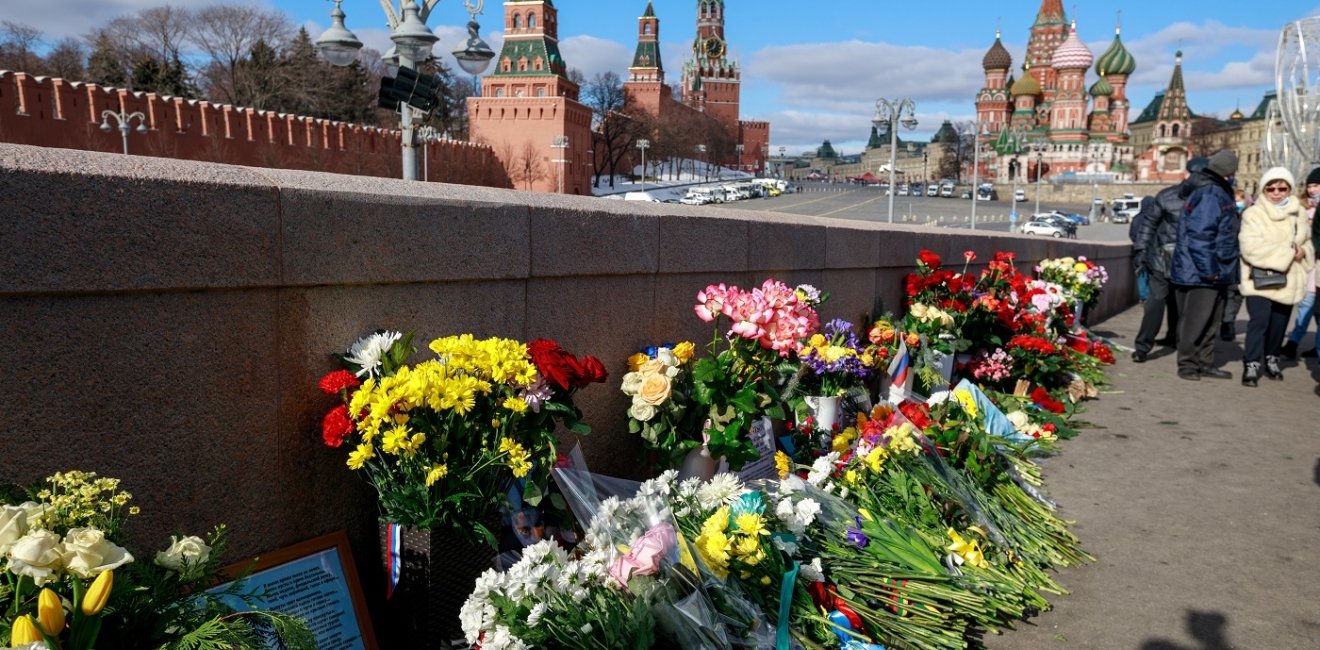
[1170,150,1240,380]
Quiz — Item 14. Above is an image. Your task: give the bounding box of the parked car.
[1021,219,1068,237]
[1060,212,1090,226]
[1112,207,1139,224]
[1031,213,1078,236]
[897,185,909,196]
[1014,189,1026,202]
[927,184,939,196]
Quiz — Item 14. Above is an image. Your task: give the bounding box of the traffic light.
[377,66,439,112]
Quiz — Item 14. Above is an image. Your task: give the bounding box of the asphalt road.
[707,185,1135,243]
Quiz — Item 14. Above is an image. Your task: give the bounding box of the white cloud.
[5,0,231,44]
[559,35,630,78]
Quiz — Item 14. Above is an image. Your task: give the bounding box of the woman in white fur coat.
[1238,166,1316,386]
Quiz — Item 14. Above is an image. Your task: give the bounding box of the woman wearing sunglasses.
[1238,167,1316,386]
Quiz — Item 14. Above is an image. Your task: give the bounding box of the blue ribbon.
[385,523,402,600]
[828,611,886,650]
[774,533,799,650]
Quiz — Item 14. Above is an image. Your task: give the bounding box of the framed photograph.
[210,530,378,650]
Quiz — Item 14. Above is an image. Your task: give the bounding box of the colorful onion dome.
[1051,23,1093,70]
[1095,26,1136,76]
[1089,76,1112,97]
[1011,65,1041,96]
[982,31,1013,70]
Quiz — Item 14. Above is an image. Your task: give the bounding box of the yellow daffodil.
[946,529,990,570]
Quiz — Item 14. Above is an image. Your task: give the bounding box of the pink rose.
[608,523,675,587]
[695,284,736,322]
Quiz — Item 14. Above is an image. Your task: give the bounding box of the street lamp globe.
[453,21,495,76]
[390,0,439,63]
[315,0,363,67]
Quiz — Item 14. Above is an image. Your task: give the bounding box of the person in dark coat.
[1170,149,1240,380]
[1131,157,1209,361]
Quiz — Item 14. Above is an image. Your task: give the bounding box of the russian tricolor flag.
[887,340,911,403]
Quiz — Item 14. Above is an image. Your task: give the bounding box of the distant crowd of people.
[1129,151,1319,386]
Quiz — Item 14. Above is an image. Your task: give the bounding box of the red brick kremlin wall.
[0,71,513,187]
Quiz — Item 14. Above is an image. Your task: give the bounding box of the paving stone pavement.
[984,304,1320,650]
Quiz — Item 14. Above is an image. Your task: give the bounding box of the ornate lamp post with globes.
[315,0,495,181]
[99,110,148,155]
[874,97,918,223]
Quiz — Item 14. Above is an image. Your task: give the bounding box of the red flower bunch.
[527,339,608,391]
[1007,334,1057,355]
[1089,341,1115,364]
[897,399,932,430]
[1030,387,1066,414]
[321,405,353,448]
[917,249,942,269]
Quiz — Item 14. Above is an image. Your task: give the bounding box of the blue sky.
[10,0,1319,155]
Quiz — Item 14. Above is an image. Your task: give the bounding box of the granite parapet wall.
[0,142,1132,597]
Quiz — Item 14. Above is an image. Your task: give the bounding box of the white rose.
[656,348,678,367]
[628,401,657,422]
[7,529,64,585]
[61,527,134,578]
[1005,410,1031,429]
[0,505,30,555]
[155,534,212,576]
[620,372,644,395]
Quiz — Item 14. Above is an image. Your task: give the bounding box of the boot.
[1242,361,1261,387]
[1279,340,1298,359]
[1265,355,1283,380]
[1218,323,1234,342]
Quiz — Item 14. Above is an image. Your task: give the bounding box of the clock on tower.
[704,36,725,58]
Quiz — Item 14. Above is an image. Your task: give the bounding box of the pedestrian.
[1170,149,1241,381]
[1238,166,1316,386]
[1131,157,1209,362]
[1219,187,1248,341]
[1279,167,1320,359]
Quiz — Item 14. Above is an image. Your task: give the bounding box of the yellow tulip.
[10,614,43,645]
[38,587,65,635]
[81,569,114,616]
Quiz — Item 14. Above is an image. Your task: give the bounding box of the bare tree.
[509,139,547,190]
[44,38,87,79]
[582,71,636,187]
[190,5,291,104]
[0,21,42,72]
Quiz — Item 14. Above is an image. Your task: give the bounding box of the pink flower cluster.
[695,279,821,356]
[969,348,1014,383]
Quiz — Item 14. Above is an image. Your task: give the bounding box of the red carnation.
[528,339,606,390]
[898,400,933,429]
[963,250,977,262]
[1030,387,1066,414]
[319,369,361,395]
[321,404,353,447]
[917,249,942,269]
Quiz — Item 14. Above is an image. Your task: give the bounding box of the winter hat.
[1207,150,1239,178]
[1186,156,1210,173]
[1260,166,1295,192]
[1306,167,1320,186]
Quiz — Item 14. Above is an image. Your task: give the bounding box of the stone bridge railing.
[0,141,1133,599]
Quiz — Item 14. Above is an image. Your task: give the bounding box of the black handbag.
[1250,267,1287,289]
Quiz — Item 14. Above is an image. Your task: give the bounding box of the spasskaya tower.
[680,0,741,128]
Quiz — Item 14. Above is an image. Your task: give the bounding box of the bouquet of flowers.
[319,330,605,545]
[796,319,873,398]
[621,343,703,468]
[1,470,313,650]
[679,279,819,469]
[1035,256,1109,310]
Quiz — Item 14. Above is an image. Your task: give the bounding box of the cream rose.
[61,527,134,579]
[0,504,29,556]
[628,401,657,422]
[1005,410,1031,429]
[638,359,666,375]
[7,529,64,585]
[637,374,673,406]
[620,371,644,395]
[155,535,212,576]
[656,348,678,367]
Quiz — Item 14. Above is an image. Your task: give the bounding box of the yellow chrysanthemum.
[424,464,448,487]
[694,530,730,577]
[502,396,529,413]
[381,425,410,455]
[672,341,695,363]
[499,438,533,478]
[733,512,768,537]
[864,446,888,473]
[701,507,731,538]
[774,451,791,480]
[346,443,374,470]
[953,388,978,418]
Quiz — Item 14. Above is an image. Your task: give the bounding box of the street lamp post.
[874,97,918,223]
[922,150,929,190]
[1034,149,1045,218]
[970,122,984,230]
[636,139,650,191]
[451,1,495,97]
[99,110,148,155]
[735,143,744,175]
[696,144,707,181]
[316,0,494,181]
[551,135,569,194]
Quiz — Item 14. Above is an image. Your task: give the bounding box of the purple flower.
[845,516,869,549]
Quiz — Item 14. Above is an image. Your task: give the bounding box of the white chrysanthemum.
[697,473,744,509]
[345,331,402,377]
[484,624,528,650]
[794,498,822,531]
[799,558,825,583]
[526,602,547,627]
[807,453,840,486]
